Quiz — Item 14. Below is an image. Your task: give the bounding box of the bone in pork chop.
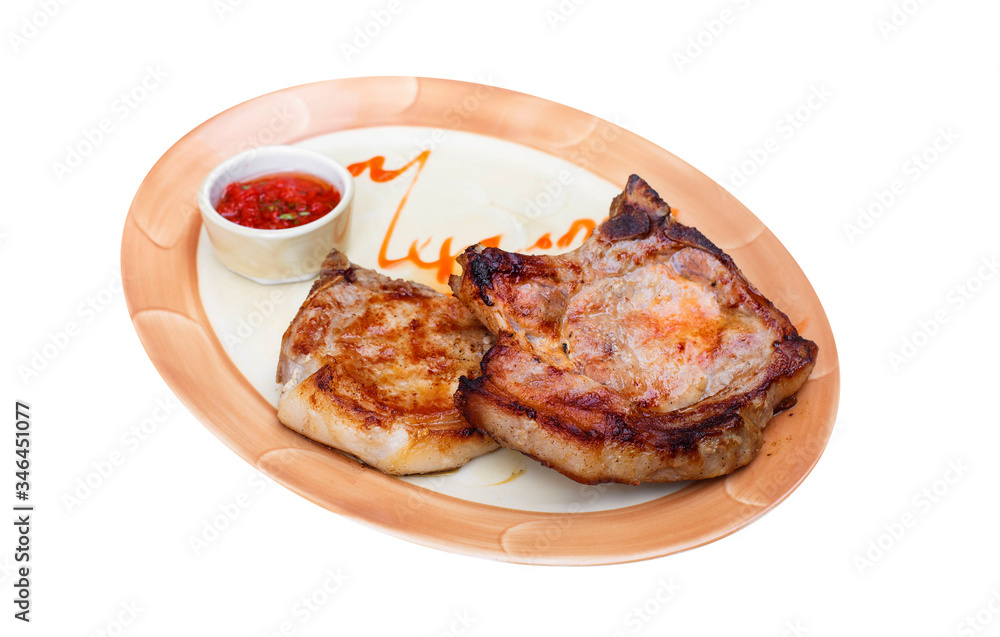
[451,175,817,485]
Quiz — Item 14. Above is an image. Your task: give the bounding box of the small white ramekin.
[198,146,354,284]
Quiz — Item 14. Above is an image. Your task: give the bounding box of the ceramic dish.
[121,77,840,565]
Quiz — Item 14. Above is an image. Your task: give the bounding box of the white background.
[3,0,999,635]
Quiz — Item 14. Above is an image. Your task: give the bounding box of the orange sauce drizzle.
[556,219,595,248]
[347,152,596,283]
[528,234,553,250]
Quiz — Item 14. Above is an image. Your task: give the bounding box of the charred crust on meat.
[477,338,505,374]
[313,364,335,392]
[511,401,538,421]
[454,374,483,404]
[643,410,746,454]
[462,247,556,308]
[622,174,672,216]
[562,391,615,412]
[464,247,530,307]
[604,413,636,441]
[599,203,651,241]
[662,222,725,260]
[467,253,499,307]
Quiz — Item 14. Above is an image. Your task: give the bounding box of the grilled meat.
[277,250,498,475]
[451,175,817,485]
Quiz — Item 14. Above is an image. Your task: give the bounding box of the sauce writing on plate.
[348,151,598,284]
[217,172,341,230]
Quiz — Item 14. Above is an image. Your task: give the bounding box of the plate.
[121,77,840,565]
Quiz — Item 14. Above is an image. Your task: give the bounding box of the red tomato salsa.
[216,172,341,230]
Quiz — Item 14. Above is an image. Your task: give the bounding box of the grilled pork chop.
[451,175,817,485]
[277,250,498,475]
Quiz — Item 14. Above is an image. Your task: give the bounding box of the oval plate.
[121,77,839,565]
